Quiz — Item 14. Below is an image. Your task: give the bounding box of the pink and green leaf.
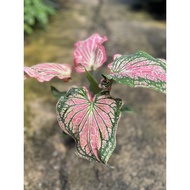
[56,86,122,164]
[74,33,108,72]
[24,63,72,82]
[106,51,166,93]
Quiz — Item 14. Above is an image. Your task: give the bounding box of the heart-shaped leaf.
[24,63,72,82]
[56,86,122,164]
[106,51,166,93]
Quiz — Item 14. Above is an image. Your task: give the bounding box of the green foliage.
[85,69,102,94]
[51,86,66,99]
[120,105,133,113]
[24,0,56,35]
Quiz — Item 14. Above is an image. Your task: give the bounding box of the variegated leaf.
[24,63,72,82]
[106,51,166,93]
[56,86,122,164]
[74,33,107,72]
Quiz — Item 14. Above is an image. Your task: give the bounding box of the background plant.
[24,0,57,35]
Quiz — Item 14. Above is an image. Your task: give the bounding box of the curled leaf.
[106,51,166,93]
[74,33,107,72]
[56,86,122,164]
[24,63,72,82]
[99,74,113,91]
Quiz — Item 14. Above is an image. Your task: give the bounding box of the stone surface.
[24,0,166,189]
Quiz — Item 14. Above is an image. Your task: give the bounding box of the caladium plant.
[24,33,166,166]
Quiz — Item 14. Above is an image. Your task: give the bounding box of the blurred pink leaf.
[24,63,72,82]
[56,86,122,164]
[74,33,107,72]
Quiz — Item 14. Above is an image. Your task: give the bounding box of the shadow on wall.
[116,0,166,20]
